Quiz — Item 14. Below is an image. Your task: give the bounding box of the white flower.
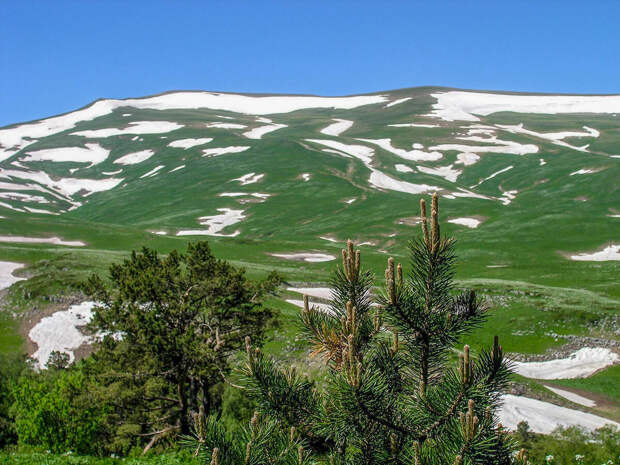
[546,455,554,462]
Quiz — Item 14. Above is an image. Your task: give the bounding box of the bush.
[11,366,109,455]
[515,424,620,465]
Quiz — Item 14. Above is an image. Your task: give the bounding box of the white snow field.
[429,91,620,122]
[369,170,439,195]
[202,146,250,157]
[285,299,332,314]
[167,138,213,149]
[287,287,332,300]
[176,208,245,237]
[140,165,165,178]
[0,192,49,204]
[71,121,183,138]
[395,164,414,173]
[232,172,264,185]
[455,153,480,166]
[305,139,374,164]
[270,253,336,262]
[0,168,123,201]
[447,218,481,228]
[29,301,96,368]
[388,122,439,128]
[0,235,85,246]
[359,138,443,162]
[243,123,287,139]
[513,348,618,379]
[320,119,354,136]
[472,166,514,188]
[114,149,155,165]
[206,122,247,129]
[0,261,25,290]
[430,136,538,156]
[417,164,461,182]
[570,244,620,261]
[169,165,185,173]
[498,124,599,152]
[570,168,597,176]
[22,143,110,166]
[385,97,412,108]
[499,394,618,434]
[545,386,597,408]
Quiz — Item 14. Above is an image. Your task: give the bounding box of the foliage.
[81,241,279,452]
[10,365,110,455]
[185,194,517,464]
[0,352,29,447]
[514,423,620,465]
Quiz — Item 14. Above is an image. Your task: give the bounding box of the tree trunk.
[178,376,189,435]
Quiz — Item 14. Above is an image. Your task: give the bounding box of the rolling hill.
[0,86,618,428]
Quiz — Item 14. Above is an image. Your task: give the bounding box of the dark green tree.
[195,194,517,464]
[82,241,279,452]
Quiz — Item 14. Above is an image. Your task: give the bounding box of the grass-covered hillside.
[0,87,618,434]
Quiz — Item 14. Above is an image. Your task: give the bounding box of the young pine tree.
[190,194,520,465]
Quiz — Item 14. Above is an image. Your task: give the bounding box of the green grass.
[549,364,620,403]
[0,451,199,465]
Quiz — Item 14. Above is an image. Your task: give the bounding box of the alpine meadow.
[0,86,618,464]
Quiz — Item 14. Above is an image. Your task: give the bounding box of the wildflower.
[546,455,554,463]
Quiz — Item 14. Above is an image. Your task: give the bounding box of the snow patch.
[29,301,96,368]
[167,138,213,149]
[358,138,443,162]
[0,235,85,246]
[448,218,481,228]
[71,121,183,138]
[114,149,154,165]
[23,143,110,166]
[514,348,618,379]
[472,166,514,188]
[0,261,25,290]
[320,119,354,136]
[243,123,287,139]
[388,122,439,128]
[169,165,185,173]
[545,386,596,407]
[499,394,618,434]
[140,165,165,178]
[455,153,480,166]
[306,139,374,165]
[385,97,412,108]
[369,170,439,195]
[206,122,246,129]
[429,91,620,122]
[498,123,599,152]
[203,146,250,157]
[417,164,461,182]
[176,208,245,237]
[570,168,597,176]
[270,253,336,263]
[395,164,414,173]
[232,172,264,185]
[287,287,332,300]
[286,299,332,314]
[570,244,620,261]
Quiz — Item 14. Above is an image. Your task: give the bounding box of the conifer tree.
[189,194,520,464]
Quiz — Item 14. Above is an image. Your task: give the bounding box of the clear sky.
[2,1,620,126]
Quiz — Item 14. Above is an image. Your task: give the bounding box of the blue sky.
[2,1,619,126]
